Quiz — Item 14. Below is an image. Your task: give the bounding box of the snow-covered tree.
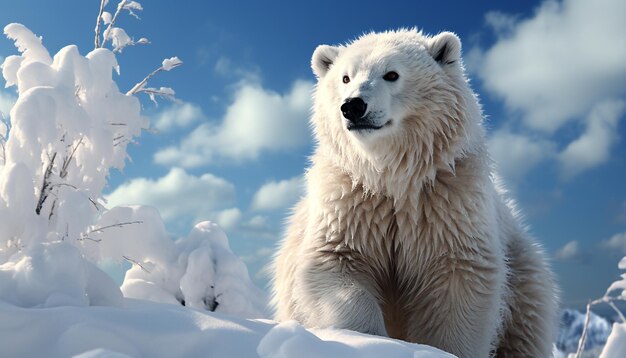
[0,1,265,318]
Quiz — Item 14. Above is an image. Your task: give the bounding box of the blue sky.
[1,0,625,310]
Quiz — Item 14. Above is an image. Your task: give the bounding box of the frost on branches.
[595,257,626,357]
[0,22,265,318]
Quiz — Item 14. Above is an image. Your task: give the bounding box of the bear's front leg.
[297,261,388,336]
[406,253,504,358]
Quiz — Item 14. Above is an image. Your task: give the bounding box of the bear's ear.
[312,45,340,78]
[427,32,461,66]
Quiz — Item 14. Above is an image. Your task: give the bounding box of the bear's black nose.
[341,97,367,122]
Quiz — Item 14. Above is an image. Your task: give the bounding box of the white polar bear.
[271,29,558,358]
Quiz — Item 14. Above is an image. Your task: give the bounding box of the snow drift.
[0,299,453,358]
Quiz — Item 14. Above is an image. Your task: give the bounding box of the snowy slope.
[0,299,454,358]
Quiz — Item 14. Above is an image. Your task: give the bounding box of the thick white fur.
[271,29,558,358]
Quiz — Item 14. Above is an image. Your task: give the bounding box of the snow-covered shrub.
[596,257,626,357]
[0,22,145,307]
[573,256,626,357]
[93,206,267,317]
[0,1,265,318]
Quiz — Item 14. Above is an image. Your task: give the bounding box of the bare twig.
[574,301,593,358]
[60,136,83,179]
[113,135,129,147]
[127,66,167,95]
[94,0,107,49]
[78,236,102,243]
[35,152,57,215]
[123,255,150,273]
[48,199,57,221]
[89,197,101,211]
[134,88,174,96]
[575,295,626,357]
[608,300,626,323]
[50,183,79,190]
[80,220,143,244]
[113,138,130,147]
[133,87,179,105]
[88,220,143,234]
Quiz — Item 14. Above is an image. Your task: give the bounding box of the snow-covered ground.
[0,299,454,358]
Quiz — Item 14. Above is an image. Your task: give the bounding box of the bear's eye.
[383,71,399,82]
[342,75,350,84]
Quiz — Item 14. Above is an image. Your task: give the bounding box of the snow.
[0,241,123,308]
[104,27,132,52]
[0,299,453,358]
[606,257,626,299]
[101,12,113,25]
[117,216,267,318]
[600,323,626,357]
[258,321,454,358]
[123,1,143,11]
[162,56,182,71]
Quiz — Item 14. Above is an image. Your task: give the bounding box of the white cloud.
[477,0,626,133]
[484,11,518,35]
[214,56,260,82]
[247,215,269,229]
[215,207,242,230]
[241,246,273,264]
[251,176,303,211]
[558,99,625,177]
[476,0,626,180]
[603,232,626,254]
[488,130,555,182]
[153,102,203,132]
[555,240,579,260]
[105,167,236,228]
[154,80,313,167]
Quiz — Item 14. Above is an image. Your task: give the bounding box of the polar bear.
[271,29,558,357]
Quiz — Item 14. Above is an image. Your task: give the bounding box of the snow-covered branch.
[35,152,57,216]
[95,0,147,53]
[127,57,182,103]
[94,0,107,49]
[575,256,626,357]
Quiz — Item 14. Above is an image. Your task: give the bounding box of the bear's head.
[310,29,483,193]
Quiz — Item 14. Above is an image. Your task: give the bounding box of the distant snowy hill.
[556,308,612,354]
